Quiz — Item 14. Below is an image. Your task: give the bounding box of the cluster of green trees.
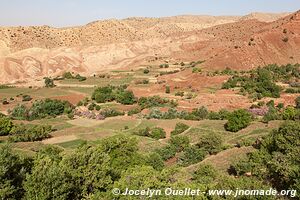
[0,115,52,142]
[9,124,52,142]
[262,99,300,123]
[146,106,208,120]
[222,64,300,99]
[92,85,136,105]
[10,98,74,121]
[232,121,299,197]
[1,120,299,199]
[63,72,87,81]
[155,132,223,167]
[100,108,125,118]
[0,135,170,199]
[138,95,177,109]
[134,127,166,140]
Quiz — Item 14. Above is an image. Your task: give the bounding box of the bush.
[22,95,32,102]
[150,127,166,140]
[100,109,124,118]
[170,123,189,136]
[196,133,223,154]
[192,68,201,73]
[175,91,184,97]
[295,96,300,109]
[262,107,281,123]
[165,86,170,94]
[0,117,13,136]
[169,135,190,152]
[282,106,296,120]
[138,96,173,109]
[225,109,252,132]
[135,127,166,140]
[192,164,218,184]
[62,72,73,79]
[285,88,300,93]
[155,145,177,160]
[282,37,289,42]
[143,69,150,74]
[128,107,141,116]
[146,153,164,171]
[178,146,206,166]
[44,77,55,88]
[95,105,101,111]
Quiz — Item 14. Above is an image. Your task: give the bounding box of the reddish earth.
[50,94,85,105]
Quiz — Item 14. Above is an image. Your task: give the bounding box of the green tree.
[225,109,252,132]
[44,77,55,88]
[196,133,223,154]
[24,156,75,200]
[0,145,31,199]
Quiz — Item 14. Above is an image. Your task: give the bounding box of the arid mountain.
[0,11,297,84]
[177,10,300,70]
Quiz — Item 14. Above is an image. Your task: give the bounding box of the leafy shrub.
[165,86,170,94]
[44,77,55,88]
[169,135,190,152]
[170,123,189,136]
[150,127,166,140]
[296,96,300,109]
[145,153,164,171]
[143,69,150,74]
[178,146,206,166]
[262,107,281,123]
[128,107,141,116]
[175,91,184,97]
[192,68,201,73]
[225,109,252,132]
[22,95,32,102]
[196,133,223,154]
[192,164,218,184]
[138,95,174,109]
[100,108,124,118]
[135,127,166,140]
[285,88,300,93]
[0,117,13,136]
[155,145,177,160]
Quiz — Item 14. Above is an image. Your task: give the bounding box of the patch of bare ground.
[43,135,78,144]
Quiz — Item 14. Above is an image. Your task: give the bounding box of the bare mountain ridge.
[0,11,298,84]
[0,12,289,52]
